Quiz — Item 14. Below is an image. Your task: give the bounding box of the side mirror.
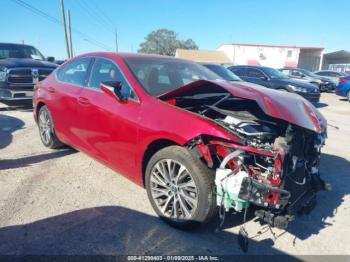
[260,75,268,81]
[100,81,127,103]
[46,57,55,63]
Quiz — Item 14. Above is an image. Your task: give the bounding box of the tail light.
[339,77,349,83]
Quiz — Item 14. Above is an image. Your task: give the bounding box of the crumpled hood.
[0,58,57,69]
[159,80,327,133]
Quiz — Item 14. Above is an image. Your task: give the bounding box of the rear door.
[48,57,92,146]
[76,57,141,177]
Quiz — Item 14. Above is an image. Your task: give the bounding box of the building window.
[287,50,293,58]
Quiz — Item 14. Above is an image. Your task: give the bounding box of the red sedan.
[33,53,329,229]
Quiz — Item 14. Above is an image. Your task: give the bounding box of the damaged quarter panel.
[135,95,242,184]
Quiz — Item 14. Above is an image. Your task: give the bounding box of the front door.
[76,57,140,177]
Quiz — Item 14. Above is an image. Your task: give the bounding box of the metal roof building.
[322,50,350,73]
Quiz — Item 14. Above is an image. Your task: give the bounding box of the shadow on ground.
[0,149,76,170]
[0,206,301,259]
[314,102,328,108]
[0,114,25,150]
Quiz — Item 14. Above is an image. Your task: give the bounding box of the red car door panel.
[47,57,92,147]
[75,58,140,178]
[77,89,140,177]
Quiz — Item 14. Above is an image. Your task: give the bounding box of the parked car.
[201,63,242,82]
[0,43,57,106]
[228,65,321,102]
[336,76,350,102]
[279,67,336,92]
[314,70,347,84]
[33,53,329,232]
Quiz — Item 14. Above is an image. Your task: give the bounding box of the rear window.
[230,67,246,77]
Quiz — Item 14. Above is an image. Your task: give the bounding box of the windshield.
[203,64,241,81]
[298,68,315,77]
[124,57,223,96]
[0,44,45,60]
[262,67,288,79]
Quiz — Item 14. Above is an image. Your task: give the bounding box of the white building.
[217,43,324,71]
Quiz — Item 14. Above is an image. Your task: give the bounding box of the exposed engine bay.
[161,82,330,231]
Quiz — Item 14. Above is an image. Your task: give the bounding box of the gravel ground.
[0,93,349,257]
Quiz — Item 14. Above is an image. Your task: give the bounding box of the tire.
[38,106,64,149]
[145,145,217,229]
[347,91,350,103]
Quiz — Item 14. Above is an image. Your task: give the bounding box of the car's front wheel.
[38,105,64,149]
[145,146,217,229]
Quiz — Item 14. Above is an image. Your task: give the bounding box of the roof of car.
[229,65,274,70]
[200,62,221,66]
[0,42,35,48]
[77,52,193,63]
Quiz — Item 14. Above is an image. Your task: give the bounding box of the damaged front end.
[161,80,330,230]
[190,124,328,230]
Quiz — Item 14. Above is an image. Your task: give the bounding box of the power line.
[75,0,115,34]
[11,0,113,52]
[84,0,116,28]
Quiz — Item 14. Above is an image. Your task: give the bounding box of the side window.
[57,58,91,86]
[231,67,246,77]
[88,58,136,99]
[281,69,290,75]
[291,70,302,77]
[246,68,264,78]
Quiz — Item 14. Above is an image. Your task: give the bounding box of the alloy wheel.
[39,109,52,145]
[150,159,198,220]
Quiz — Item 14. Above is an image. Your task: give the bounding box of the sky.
[1,0,349,60]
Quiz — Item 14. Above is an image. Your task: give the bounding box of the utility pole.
[115,27,119,53]
[60,0,71,59]
[67,9,73,58]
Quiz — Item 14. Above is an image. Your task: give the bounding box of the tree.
[138,29,198,56]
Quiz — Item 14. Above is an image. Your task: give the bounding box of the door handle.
[77,97,90,105]
[47,86,55,93]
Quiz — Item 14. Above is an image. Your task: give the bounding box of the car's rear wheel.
[145,146,216,229]
[38,106,64,149]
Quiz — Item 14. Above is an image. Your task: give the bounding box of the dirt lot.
[0,93,349,257]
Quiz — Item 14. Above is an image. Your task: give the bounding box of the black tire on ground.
[145,145,217,229]
[38,105,64,149]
